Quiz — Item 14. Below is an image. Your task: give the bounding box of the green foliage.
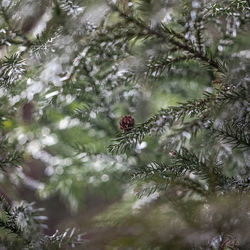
[0,0,249,249]
[0,196,83,249]
[109,85,247,153]
[0,54,26,88]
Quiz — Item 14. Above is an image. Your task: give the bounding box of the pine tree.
[0,0,250,249]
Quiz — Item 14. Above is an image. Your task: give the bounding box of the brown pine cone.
[119,115,135,131]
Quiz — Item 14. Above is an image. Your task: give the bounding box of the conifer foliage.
[0,0,250,249]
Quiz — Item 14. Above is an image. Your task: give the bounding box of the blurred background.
[0,0,250,249]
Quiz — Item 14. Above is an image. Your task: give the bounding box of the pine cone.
[119,115,135,131]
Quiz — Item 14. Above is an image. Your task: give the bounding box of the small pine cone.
[119,115,135,131]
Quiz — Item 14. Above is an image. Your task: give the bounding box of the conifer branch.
[208,0,250,17]
[146,54,195,77]
[106,1,226,73]
[0,3,33,47]
[0,199,84,249]
[160,116,212,149]
[214,120,250,150]
[0,137,23,171]
[0,196,22,239]
[0,54,26,88]
[109,86,244,153]
[132,147,233,195]
[169,148,229,188]
[39,228,84,249]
